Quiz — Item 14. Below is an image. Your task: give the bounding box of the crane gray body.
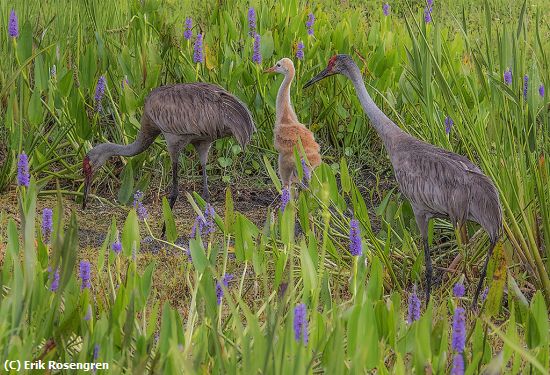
[304,54,502,306]
[83,83,255,233]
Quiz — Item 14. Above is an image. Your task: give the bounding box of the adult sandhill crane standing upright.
[82,83,256,230]
[264,58,321,188]
[304,55,502,307]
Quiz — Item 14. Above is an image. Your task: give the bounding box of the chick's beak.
[303,67,333,89]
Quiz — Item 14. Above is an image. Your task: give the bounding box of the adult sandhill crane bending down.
[82,83,256,230]
[304,55,502,307]
[264,58,321,188]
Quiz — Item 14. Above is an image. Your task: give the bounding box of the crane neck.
[275,67,298,124]
[343,63,405,149]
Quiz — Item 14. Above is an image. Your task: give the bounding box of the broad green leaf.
[162,197,177,243]
[189,238,208,273]
[117,163,134,205]
[122,209,140,257]
[340,158,351,194]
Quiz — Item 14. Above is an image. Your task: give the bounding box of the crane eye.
[276,63,281,67]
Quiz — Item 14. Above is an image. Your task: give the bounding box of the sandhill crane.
[304,55,502,307]
[82,83,256,232]
[264,58,321,188]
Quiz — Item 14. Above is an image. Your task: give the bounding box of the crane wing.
[217,90,256,148]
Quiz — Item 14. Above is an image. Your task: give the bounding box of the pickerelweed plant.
[0,0,549,372]
[1,156,548,373]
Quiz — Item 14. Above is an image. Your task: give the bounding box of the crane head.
[303,54,351,89]
[263,58,294,75]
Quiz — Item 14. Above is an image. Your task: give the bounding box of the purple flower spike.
[42,208,53,241]
[8,9,19,38]
[453,282,465,298]
[216,273,234,305]
[252,33,262,64]
[523,74,529,99]
[383,3,390,16]
[190,204,216,238]
[306,13,315,35]
[451,354,464,375]
[349,218,363,256]
[451,307,466,353]
[93,344,100,360]
[112,239,122,255]
[94,75,106,112]
[49,267,60,292]
[204,204,216,235]
[184,17,193,40]
[427,0,434,6]
[79,260,91,290]
[293,303,308,345]
[248,8,256,36]
[407,286,421,323]
[17,152,30,187]
[133,191,148,221]
[296,41,304,61]
[193,33,204,63]
[424,6,433,23]
[503,68,512,85]
[539,84,545,98]
[280,187,290,212]
[445,116,454,135]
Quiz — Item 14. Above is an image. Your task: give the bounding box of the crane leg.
[413,210,432,305]
[472,239,496,308]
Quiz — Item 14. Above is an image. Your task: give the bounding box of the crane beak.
[82,156,92,210]
[263,66,276,73]
[303,67,333,89]
[82,178,90,210]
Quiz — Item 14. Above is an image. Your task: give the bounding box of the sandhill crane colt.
[264,58,321,188]
[82,83,256,231]
[304,55,502,307]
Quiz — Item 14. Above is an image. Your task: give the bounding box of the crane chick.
[264,58,321,189]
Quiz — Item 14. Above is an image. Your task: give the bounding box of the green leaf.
[189,238,208,273]
[300,240,317,296]
[260,31,274,61]
[162,197,177,243]
[16,21,33,63]
[117,163,134,205]
[28,90,43,127]
[263,155,282,192]
[366,257,383,301]
[484,242,506,317]
[122,209,140,257]
[58,70,74,97]
[234,213,258,262]
[340,158,351,194]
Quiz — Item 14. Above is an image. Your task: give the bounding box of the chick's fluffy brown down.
[274,122,321,182]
